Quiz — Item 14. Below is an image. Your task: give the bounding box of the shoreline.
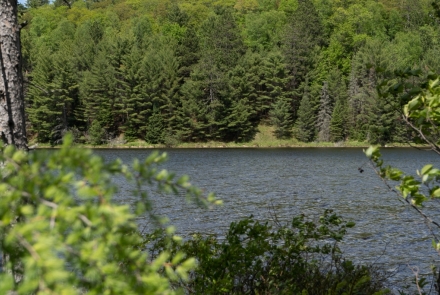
[33,142,429,149]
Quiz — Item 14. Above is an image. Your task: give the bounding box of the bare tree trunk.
[0,0,28,151]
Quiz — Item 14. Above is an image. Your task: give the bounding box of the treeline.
[21,0,440,145]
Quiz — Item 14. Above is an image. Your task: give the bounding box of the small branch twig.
[408,265,423,295]
[368,161,440,234]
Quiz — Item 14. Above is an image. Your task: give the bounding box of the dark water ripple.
[95,147,440,292]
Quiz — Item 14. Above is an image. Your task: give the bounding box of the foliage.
[366,71,440,293]
[87,119,106,145]
[146,210,389,294]
[270,96,293,139]
[21,0,440,145]
[317,81,332,142]
[0,134,220,294]
[145,111,165,144]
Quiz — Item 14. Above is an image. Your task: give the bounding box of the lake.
[95,147,440,291]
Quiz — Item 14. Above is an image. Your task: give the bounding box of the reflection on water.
[94,147,440,291]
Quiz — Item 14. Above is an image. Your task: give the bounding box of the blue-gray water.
[95,147,440,292]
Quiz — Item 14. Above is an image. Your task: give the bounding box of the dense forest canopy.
[19,0,440,145]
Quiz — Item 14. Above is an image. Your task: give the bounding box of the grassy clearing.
[35,125,422,149]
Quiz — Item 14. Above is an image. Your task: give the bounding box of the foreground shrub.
[0,134,219,294]
[146,211,390,295]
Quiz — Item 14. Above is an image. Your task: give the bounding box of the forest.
[19,0,440,145]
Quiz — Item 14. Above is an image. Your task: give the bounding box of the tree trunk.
[0,0,28,150]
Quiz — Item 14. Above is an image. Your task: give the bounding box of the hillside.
[20,0,440,145]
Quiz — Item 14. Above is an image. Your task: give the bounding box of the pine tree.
[226,52,265,141]
[175,78,210,142]
[119,45,149,141]
[145,111,165,144]
[330,96,348,142]
[228,51,264,125]
[270,96,293,139]
[88,120,106,145]
[283,0,324,91]
[253,50,293,122]
[221,98,257,142]
[27,49,56,143]
[27,43,79,144]
[80,36,125,141]
[317,81,332,142]
[176,7,245,142]
[327,69,348,142]
[294,80,317,142]
[175,26,200,80]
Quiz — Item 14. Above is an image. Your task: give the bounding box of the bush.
[87,120,106,145]
[0,134,219,294]
[146,211,390,295]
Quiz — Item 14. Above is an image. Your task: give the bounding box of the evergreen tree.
[327,69,348,142]
[175,77,210,142]
[294,80,317,142]
[80,35,126,141]
[119,45,149,141]
[175,26,200,80]
[151,39,181,139]
[283,0,325,90]
[27,49,56,143]
[200,6,246,72]
[270,97,293,139]
[330,96,348,142]
[27,43,79,144]
[88,120,106,145]
[317,81,332,142]
[221,98,257,142]
[176,7,245,142]
[253,50,293,121]
[221,55,260,142]
[229,51,265,125]
[50,45,80,143]
[145,111,165,144]
[73,19,105,73]
[132,16,153,51]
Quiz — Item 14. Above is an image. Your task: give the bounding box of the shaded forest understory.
[21,0,440,146]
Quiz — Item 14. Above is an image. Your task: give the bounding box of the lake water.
[95,147,440,291]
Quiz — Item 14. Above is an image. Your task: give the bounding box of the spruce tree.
[27,43,79,144]
[257,50,292,121]
[327,69,348,142]
[317,81,332,142]
[228,51,265,125]
[88,120,105,145]
[119,46,148,141]
[175,26,200,80]
[221,98,257,142]
[176,6,245,142]
[330,96,348,142]
[283,0,324,91]
[80,37,124,141]
[145,111,165,144]
[270,96,293,139]
[27,49,56,143]
[175,77,210,142]
[294,80,317,142]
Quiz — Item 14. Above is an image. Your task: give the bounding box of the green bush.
[0,134,219,294]
[146,211,390,295]
[87,120,106,145]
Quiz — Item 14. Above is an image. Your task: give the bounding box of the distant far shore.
[34,141,427,150]
[31,126,428,149]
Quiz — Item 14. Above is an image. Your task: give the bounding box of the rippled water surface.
[95,147,440,290]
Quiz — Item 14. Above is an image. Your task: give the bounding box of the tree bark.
[0,0,28,150]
